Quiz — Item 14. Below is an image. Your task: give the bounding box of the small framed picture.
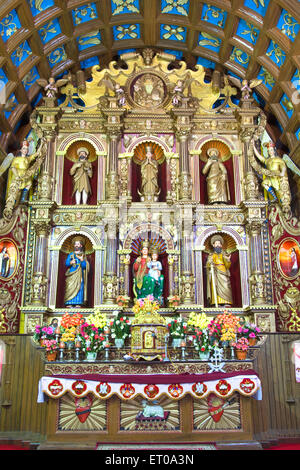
[0,238,19,281]
[277,238,300,280]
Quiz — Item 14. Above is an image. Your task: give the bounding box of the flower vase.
[248,338,257,346]
[85,351,97,361]
[46,350,57,362]
[172,338,182,348]
[199,351,210,360]
[115,338,124,349]
[66,341,74,350]
[235,349,247,360]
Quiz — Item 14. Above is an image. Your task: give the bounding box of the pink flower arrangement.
[238,323,261,340]
[232,337,249,351]
[43,339,58,351]
[33,324,56,343]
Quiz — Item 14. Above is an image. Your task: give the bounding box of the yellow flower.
[187,312,210,329]
[87,310,107,329]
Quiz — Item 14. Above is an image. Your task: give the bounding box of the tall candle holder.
[58,341,65,362]
[163,333,170,362]
[104,336,110,361]
[75,338,81,362]
[181,338,186,361]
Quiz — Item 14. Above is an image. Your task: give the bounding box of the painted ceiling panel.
[0,0,298,157]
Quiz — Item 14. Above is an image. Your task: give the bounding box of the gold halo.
[200,140,231,162]
[60,235,94,255]
[133,141,165,165]
[204,232,237,253]
[65,140,97,162]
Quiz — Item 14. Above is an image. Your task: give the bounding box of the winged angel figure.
[0,137,46,219]
[226,76,262,100]
[36,77,68,101]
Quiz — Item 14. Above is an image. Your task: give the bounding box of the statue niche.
[130,237,168,306]
[203,233,242,308]
[62,141,97,205]
[199,141,234,205]
[131,142,166,202]
[55,235,95,308]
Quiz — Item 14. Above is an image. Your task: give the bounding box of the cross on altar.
[208,346,226,373]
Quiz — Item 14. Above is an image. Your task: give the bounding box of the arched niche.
[131,141,167,202]
[194,227,249,308]
[55,134,106,205]
[193,136,242,205]
[123,223,175,306]
[48,227,104,309]
[62,140,98,205]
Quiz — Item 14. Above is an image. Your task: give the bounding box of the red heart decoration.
[75,396,92,423]
[207,393,225,423]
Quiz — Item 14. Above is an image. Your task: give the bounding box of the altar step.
[96,443,217,451]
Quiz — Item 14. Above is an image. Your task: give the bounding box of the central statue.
[133,241,164,305]
[138,145,160,202]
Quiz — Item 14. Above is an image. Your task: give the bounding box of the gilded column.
[172,106,195,201]
[179,207,195,304]
[103,97,125,201]
[247,220,267,305]
[103,219,118,304]
[106,130,120,200]
[177,131,192,201]
[31,221,51,305]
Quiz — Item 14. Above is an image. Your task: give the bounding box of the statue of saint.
[70,147,93,204]
[64,236,90,308]
[251,140,291,214]
[206,234,233,307]
[138,145,160,202]
[202,148,230,204]
[133,241,164,304]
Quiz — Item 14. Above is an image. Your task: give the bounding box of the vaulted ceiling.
[0,0,300,162]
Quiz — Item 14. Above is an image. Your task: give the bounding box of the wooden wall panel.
[252,333,300,443]
[0,335,48,441]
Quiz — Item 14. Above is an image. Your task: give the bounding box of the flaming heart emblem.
[75,396,92,424]
[207,393,225,423]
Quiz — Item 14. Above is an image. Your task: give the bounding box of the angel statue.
[99,76,126,107]
[36,76,68,102]
[172,79,185,107]
[114,83,126,107]
[0,137,46,217]
[249,137,291,215]
[227,76,262,101]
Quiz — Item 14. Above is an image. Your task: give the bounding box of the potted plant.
[216,310,241,347]
[238,322,261,346]
[167,316,187,348]
[207,318,223,346]
[33,323,56,347]
[44,339,58,361]
[110,311,131,348]
[60,326,77,349]
[232,337,249,360]
[192,328,212,360]
[59,312,84,349]
[79,322,106,361]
